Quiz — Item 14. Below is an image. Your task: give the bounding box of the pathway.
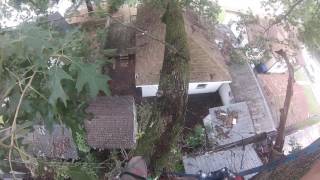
[227,62,275,133]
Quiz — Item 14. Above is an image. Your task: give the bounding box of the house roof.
[258,74,309,127]
[135,4,231,86]
[105,22,136,56]
[85,96,137,149]
[203,102,255,146]
[22,125,78,160]
[183,144,262,179]
[104,5,137,56]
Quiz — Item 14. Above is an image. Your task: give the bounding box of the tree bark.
[252,138,320,180]
[85,0,94,12]
[272,49,295,155]
[134,0,190,173]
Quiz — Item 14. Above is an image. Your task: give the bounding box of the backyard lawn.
[303,85,320,115]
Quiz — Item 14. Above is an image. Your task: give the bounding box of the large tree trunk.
[272,49,294,156]
[252,138,320,180]
[134,0,190,173]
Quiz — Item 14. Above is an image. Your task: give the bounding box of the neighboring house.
[23,124,79,160]
[23,96,137,154]
[258,74,309,127]
[85,96,137,149]
[246,19,305,74]
[135,5,232,97]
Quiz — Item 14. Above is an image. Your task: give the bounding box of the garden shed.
[85,96,137,149]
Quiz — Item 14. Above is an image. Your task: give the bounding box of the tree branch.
[273,49,295,155]
[265,0,304,33]
[8,70,36,179]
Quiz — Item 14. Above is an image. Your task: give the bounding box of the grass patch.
[0,116,3,125]
[286,116,320,133]
[303,85,320,114]
[295,68,308,81]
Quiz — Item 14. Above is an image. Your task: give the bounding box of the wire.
[1,7,189,61]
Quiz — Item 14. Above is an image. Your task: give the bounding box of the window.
[196,84,207,89]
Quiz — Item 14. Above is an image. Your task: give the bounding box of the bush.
[186,125,205,149]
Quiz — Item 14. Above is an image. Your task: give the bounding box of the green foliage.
[8,0,49,14]
[136,103,154,138]
[108,0,127,12]
[72,62,110,97]
[181,0,221,23]
[230,49,246,64]
[262,0,320,60]
[288,137,302,154]
[48,66,73,107]
[96,27,107,47]
[107,0,139,12]
[186,125,205,149]
[76,131,91,153]
[55,162,98,180]
[0,22,110,175]
[169,146,184,173]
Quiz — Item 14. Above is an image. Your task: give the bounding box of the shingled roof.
[135,4,231,86]
[22,125,78,160]
[85,96,137,149]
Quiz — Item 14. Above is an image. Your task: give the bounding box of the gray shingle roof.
[85,96,137,149]
[23,125,78,160]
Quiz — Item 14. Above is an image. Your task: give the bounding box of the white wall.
[188,82,229,94]
[138,85,159,97]
[265,57,288,74]
[219,83,234,105]
[138,81,231,97]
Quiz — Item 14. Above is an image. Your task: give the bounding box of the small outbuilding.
[23,124,79,160]
[85,96,137,149]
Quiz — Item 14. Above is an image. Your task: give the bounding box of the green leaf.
[0,116,3,125]
[67,166,97,180]
[71,62,110,98]
[102,49,117,56]
[48,66,73,107]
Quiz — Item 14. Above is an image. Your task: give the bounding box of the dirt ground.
[185,92,222,130]
[182,92,222,153]
[106,54,142,100]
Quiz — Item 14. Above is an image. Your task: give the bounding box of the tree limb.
[265,0,305,33]
[8,70,36,179]
[273,49,295,155]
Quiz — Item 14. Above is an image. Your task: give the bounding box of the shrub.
[186,125,205,149]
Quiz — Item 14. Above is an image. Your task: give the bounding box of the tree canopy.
[0,0,228,179]
[261,0,320,59]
